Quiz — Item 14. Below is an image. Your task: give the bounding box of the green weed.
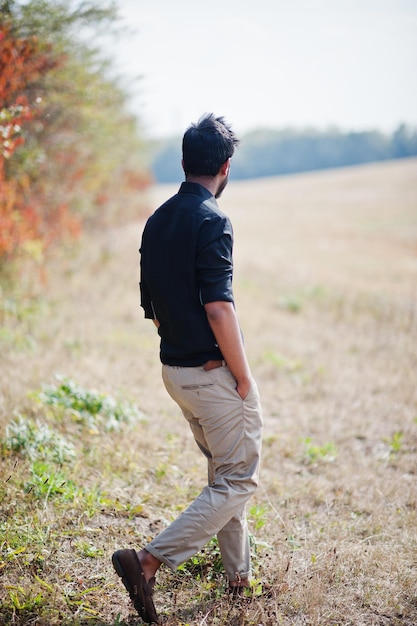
[71,486,119,518]
[4,414,76,463]
[301,437,337,464]
[4,584,46,612]
[174,533,268,590]
[249,503,269,531]
[75,541,104,558]
[1,516,51,559]
[24,461,74,501]
[63,583,102,617]
[384,431,404,458]
[155,461,168,482]
[177,537,224,581]
[34,375,144,433]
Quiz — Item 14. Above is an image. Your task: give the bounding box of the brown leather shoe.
[112,549,159,624]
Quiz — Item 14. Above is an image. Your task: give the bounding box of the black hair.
[182,113,240,177]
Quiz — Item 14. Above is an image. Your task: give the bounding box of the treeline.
[150,124,417,183]
[0,0,150,275]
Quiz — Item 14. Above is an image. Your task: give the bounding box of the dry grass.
[1,158,417,625]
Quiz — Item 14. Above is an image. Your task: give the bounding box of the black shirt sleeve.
[139,278,154,319]
[196,217,234,305]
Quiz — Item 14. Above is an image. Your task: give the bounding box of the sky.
[108,0,417,139]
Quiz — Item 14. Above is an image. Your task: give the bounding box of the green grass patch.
[4,415,76,463]
[33,375,145,433]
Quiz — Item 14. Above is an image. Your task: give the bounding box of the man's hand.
[236,377,251,400]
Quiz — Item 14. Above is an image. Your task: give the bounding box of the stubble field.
[1,158,417,625]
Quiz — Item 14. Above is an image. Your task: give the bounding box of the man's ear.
[220,158,231,176]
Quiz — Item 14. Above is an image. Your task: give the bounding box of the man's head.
[182,113,239,180]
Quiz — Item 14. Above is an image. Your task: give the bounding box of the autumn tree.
[0,0,150,272]
[0,20,60,258]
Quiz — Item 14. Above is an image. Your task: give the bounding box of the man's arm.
[204,300,252,400]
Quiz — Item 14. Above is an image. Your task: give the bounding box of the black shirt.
[140,182,235,366]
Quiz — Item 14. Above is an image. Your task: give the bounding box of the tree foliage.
[151,125,417,184]
[0,0,150,271]
[230,126,417,180]
[0,20,61,258]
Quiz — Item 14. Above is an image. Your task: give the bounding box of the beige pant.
[145,363,263,582]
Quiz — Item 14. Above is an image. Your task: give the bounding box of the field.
[1,158,417,625]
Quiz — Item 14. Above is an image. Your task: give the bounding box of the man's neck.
[185,174,218,197]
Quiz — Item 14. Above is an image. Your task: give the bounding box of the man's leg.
[143,364,262,578]
[217,509,251,585]
[206,448,251,585]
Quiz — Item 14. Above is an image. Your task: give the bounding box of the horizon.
[109,0,417,140]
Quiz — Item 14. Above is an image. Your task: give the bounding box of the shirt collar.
[178,181,214,200]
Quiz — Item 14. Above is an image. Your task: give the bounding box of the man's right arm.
[204,300,252,400]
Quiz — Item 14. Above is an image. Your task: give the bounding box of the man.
[112,113,263,624]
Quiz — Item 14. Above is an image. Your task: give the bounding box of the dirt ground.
[1,157,417,625]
